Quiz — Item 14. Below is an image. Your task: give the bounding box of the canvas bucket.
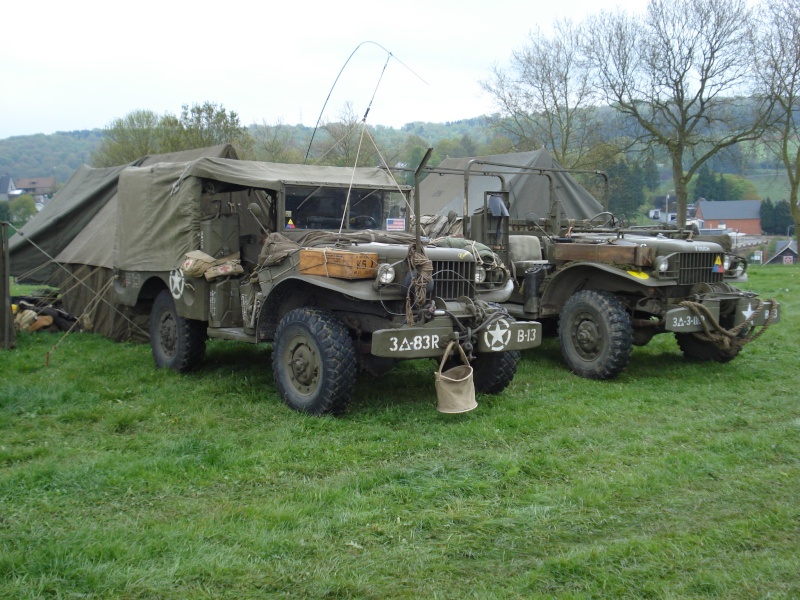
[434,341,477,413]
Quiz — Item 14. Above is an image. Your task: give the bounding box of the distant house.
[15,176,57,199]
[765,240,797,265]
[694,199,762,235]
[0,175,15,202]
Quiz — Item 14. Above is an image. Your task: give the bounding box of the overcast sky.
[1,0,645,140]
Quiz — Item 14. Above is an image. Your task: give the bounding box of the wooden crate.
[298,248,379,279]
[553,242,654,266]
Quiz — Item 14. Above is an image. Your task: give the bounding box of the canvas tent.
[8,144,239,342]
[9,163,130,283]
[418,148,605,222]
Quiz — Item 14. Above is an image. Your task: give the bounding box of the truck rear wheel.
[472,350,520,394]
[150,289,206,372]
[272,307,357,415]
[558,290,632,380]
[675,332,741,363]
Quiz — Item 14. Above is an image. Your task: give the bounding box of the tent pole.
[1,221,14,350]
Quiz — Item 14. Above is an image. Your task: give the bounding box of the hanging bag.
[434,340,477,413]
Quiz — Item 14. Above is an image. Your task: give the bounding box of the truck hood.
[567,233,727,255]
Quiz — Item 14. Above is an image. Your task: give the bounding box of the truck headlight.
[376,263,395,285]
[475,266,487,284]
[723,255,731,270]
[654,256,669,273]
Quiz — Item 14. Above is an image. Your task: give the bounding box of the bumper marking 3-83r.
[371,320,542,358]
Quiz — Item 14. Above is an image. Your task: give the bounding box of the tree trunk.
[791,181,800,245]
[670,153,689,229]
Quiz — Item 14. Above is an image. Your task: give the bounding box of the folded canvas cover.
[418,148,604,221]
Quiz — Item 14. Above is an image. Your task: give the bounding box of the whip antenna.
[304,41,428,163]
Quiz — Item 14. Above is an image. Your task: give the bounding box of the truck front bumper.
[665,295,780,333]
[371,316,542,358]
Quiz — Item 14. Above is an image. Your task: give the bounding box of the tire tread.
[272,307,356,415]
[558,290,632,380]
[472,350,520,394]
[150,290,206,372]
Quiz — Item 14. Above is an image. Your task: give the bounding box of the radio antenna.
[304,40,428,164]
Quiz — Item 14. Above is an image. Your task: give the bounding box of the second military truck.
[419,154,779,380]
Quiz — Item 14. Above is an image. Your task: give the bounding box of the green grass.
[2,266,799,598]
[8,277,58,299]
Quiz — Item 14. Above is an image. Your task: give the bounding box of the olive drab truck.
[112,157,541,414]
[418,154,780,380]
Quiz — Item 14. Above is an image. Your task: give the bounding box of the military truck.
[112,157,541,414]
[418,156,779,380]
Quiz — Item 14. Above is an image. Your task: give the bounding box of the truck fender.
[540,262,655,309]
[257,276,377,340]
[271,274,377,301]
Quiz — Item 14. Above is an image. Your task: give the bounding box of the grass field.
[1,266,798,599]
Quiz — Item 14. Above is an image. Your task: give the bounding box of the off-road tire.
[358,355,397,377]
[472,350,521,394]
[558,290,633,380]
[675,332,740,363]
[272,307,357,415]
[150,290,206,372]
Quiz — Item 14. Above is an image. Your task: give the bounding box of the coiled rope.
[404,244,433,326]
[678,297,779,352]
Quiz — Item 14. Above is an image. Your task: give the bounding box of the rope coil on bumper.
[678,297,779,352]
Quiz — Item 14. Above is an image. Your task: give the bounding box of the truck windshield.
[284,186,407,232]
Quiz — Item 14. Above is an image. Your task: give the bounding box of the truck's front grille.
[671,252,724,285]
[432,260,475,300]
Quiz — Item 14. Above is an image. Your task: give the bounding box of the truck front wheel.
[558,290,633,380]
[675,332,741,363]
[272,308,357,415]
[150,290,207,372]
[472,351,520,394]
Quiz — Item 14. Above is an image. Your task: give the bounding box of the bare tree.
[584,0,771,227]
[252,119,304,164]
[314,103,380,167]
[758,0,800,242]
[482,19,604,169]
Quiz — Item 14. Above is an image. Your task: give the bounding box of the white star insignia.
[170,269,185,299]
[742,303,756,321]
[484,319,511,351]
